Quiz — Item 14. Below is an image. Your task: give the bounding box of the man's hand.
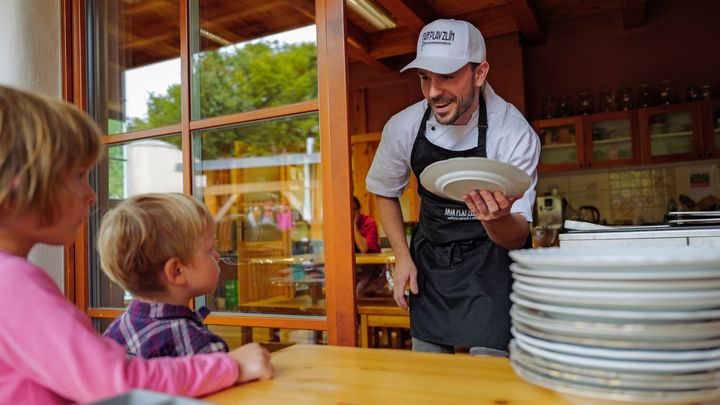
[228,342,274,383]
[393,255,418,311]
[462,190,516,222]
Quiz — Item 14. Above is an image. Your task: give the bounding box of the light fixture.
[200,29,232,46]
[347,0,397,31]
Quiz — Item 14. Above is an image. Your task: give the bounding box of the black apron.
[408,91,521,350]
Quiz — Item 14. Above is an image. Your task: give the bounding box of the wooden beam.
[370,6,519,60]
[377,0,434,34]
[505,0,544,44]
[287,0,392,73]
[622,0,646,29]
[347,22,394,73]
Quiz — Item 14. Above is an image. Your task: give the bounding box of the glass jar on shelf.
[658,80,675,105]
[599,88,617,112]
[556,94,572,117]
[685,84,700,102]
[637,83,654,107]
[617,85,633,110]
[542,95,556,119]
[577,92,594,115]
[701,84,714,100]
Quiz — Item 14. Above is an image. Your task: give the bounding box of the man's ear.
[474,61,490,87]
[162,257,187,286]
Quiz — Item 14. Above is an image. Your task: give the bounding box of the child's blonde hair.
[97,193,215,296]
[0,86,103,224]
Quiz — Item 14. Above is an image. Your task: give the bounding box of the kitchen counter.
[559,225,720,247]
[203,344,572,404]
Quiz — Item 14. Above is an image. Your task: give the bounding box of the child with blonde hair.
[99,193,229,357]
[0,85,272,404]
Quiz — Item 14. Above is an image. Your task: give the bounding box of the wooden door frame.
[60,0,357,346]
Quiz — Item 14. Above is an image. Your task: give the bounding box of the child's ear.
[162,257,187,286]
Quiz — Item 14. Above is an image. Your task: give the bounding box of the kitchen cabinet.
[639,101,704,164]
[533,116,585,173]
[702,99,720,158]
[583,110,641,169]
[534,101,709,173]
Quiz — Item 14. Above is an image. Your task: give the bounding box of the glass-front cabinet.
[583,110,640,168]
[703,99,720,158]
[639,102,704,163]
[534,116,584,173]
[80,0,356,347]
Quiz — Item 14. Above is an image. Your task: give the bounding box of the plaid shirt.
[103,300,228,358]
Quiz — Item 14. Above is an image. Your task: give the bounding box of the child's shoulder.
[0,253,59,295]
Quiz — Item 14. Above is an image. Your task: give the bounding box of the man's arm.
[463,190,529,250]
[375,195,418,310]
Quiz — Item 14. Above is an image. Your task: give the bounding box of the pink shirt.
[0,251,238,404]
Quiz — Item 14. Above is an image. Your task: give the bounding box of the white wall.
[0,0,64,289]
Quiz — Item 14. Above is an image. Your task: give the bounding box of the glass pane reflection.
[538,124,577,165]
[88,0,181,134]
[207,325,325,351]
[591,118,633,161]
[649,111,694,156]
[90,135,183,309]
[191,0,317,119]
[193,113,324,317]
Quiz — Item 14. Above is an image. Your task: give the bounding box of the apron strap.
[476,86,488,156]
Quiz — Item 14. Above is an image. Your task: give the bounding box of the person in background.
[352,196,381,253]
[99,193,229,357]
[0,85,272,404]
[366,19,539,355]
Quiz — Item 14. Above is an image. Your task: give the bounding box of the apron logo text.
[444,208,475,221]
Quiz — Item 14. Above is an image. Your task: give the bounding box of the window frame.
[61,0,356,346]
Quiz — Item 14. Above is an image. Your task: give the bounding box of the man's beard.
[431,85,477,125]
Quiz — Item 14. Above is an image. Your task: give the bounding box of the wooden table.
[203,344,572,404]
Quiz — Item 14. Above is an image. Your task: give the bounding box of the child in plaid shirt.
[99,193,236,358]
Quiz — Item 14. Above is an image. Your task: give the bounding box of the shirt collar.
[127,299,210,323]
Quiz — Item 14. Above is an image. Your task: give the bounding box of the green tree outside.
[128,40,318,159]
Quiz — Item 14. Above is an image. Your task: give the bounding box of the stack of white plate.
[507,246,720,405]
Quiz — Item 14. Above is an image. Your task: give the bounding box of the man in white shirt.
[366,19,540,355]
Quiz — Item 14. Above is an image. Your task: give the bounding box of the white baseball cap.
[401,19,486,74]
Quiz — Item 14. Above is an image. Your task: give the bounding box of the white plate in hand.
[419,157,531,202]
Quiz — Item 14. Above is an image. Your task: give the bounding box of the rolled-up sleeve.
[366,118,413,198]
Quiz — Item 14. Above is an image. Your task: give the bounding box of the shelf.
[592,136,631,145]
[542,142,576,149]
[649,130,693,139]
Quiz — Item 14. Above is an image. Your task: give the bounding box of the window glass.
[89,135,183,309]
[88,0,181,134]
[192,113,324,317]
[190,0,317,119]
[207,326,325,351]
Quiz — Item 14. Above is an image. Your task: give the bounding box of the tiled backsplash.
[537,160,720,225]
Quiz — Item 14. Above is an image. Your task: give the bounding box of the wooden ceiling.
[116,0,646,71]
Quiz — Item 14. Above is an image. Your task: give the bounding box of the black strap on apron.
[407,86,517,350]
